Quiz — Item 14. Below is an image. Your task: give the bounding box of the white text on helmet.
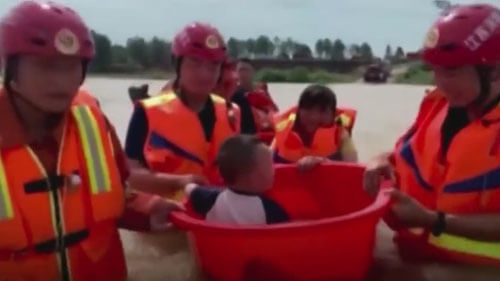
[464,11,500,51]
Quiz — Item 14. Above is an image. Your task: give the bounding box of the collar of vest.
[142,91,225,109]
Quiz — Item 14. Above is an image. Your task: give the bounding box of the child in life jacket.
[185,135,289,225]
[272,85,358,171]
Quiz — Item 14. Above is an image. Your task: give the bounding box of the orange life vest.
[336,108,357,135]
[0,93,126,281]
[140,92,240,194]
[271,107,353,163]
[72,89,100,108]
[394,88,500,265]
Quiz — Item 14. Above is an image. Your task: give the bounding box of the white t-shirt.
[188,186,289,225]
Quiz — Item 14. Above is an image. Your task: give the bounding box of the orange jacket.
[140,92,240,193]
[0,91,126,281]
[393,88,500,265]
[271,107,355,163]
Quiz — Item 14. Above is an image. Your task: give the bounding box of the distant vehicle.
[364,64,391,83]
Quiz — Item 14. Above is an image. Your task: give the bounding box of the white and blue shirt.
[189,186,289,225]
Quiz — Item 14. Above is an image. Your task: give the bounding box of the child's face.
[239,144,274,193]
[298,107,334,134]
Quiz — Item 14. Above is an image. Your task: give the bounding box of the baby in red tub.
[185,135,289,225]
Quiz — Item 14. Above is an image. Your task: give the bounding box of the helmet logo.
[54,28,80,55]
[464,11,500,51]
[424,28,440,48]
[206,35,220,49]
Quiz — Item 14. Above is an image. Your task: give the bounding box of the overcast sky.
[1,0,500,56]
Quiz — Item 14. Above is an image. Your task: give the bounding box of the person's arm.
[389,189,500,241]
[339,129,358,163]
[363,151,395,197]
[418,207,500,241]
[124,105,207,197]
[127,159,206,197]
[440,214,500,241]
[103,115,181,232]
[119,189,181,232]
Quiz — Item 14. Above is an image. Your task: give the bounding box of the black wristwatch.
[432,211,446,237]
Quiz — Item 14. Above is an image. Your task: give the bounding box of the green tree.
[330,39,345,60]
[148,37,171,69]
[315,39,324,58]
[111,45,128,64]
[292,44,313,60]
[384,45,393,61]
[395,46,405,58]
[360,42,374,61]
[126,37,149,68]
[280,37,296,58]
[255,35,275,56]
[245,38,256,57]
[393,46,406,63]
[89,31,112,72]
[227,37,242,59]
[348,44,361,59]
[278,52,290,60]
[273,36,281,57]
[323,39,333,59]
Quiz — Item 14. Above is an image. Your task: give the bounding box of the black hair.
[474,65,494,107]
[3,55,20,93]
[216,135,264,185]
[298,84,337,112]
[173,56,183,88]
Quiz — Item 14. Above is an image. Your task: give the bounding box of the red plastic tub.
[171,163,390,281]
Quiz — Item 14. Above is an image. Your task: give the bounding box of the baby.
[185,135,289,225]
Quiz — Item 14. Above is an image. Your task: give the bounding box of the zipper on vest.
[49,182,71,281]
[27,121,72,281]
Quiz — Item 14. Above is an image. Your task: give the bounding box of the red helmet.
[172,22,227,62]
[0,1,95,59]
[422,4,500,66]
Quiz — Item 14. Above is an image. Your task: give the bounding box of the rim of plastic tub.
[170,176,391,235]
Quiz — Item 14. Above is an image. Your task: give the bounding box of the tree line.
[89,31,406,73]
[228,36,382,61]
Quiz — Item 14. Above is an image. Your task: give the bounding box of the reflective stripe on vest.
[409,228,500,260]
[142,93,177,108]
[429,233,500,260]
[276,113,296,132]
[339,113,351,127]
[0,159,13,220]
[72,106,111,194]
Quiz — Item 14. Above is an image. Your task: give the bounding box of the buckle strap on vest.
[35,229,89,254]
[24,174,65,194]
[0,229,89,260]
